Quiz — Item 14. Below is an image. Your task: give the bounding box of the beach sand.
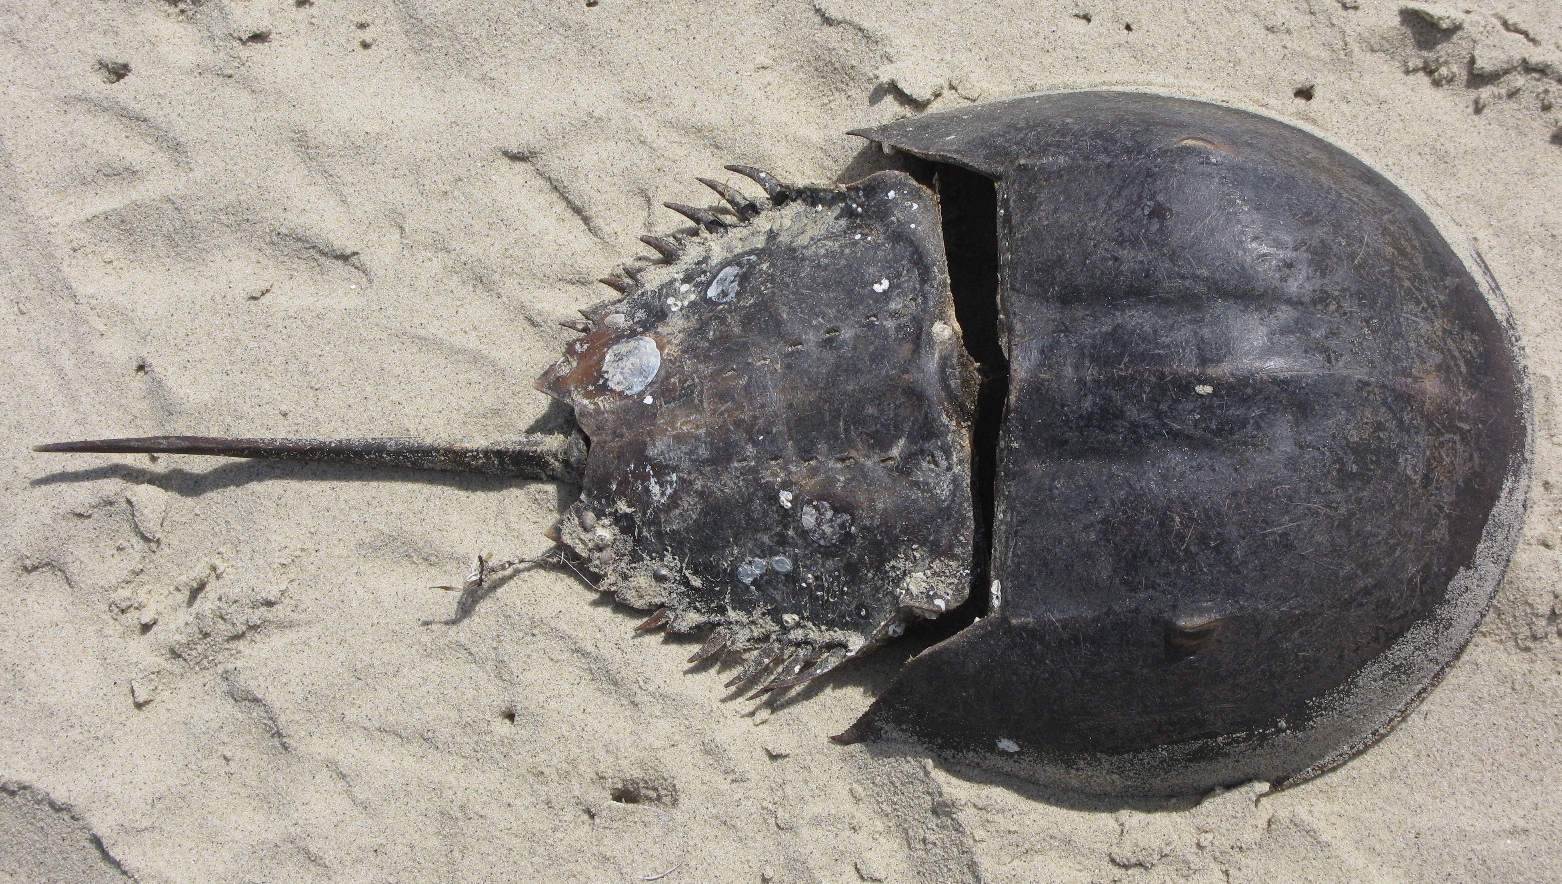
[3,1,1560,881]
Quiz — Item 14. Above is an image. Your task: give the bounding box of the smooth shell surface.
[847,92,1529,797]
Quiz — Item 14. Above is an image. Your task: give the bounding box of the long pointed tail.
[34,433,587,482]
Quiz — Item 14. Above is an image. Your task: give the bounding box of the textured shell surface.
[541,171,977,682]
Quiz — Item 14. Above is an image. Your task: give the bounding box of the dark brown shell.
[541,171,977,684]
[843,91,1529,797]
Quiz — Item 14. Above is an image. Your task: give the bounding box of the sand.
[3,0,1560,881]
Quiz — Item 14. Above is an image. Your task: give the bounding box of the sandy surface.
[3,1,1561,881]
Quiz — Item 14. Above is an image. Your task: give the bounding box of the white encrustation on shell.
[647,470,676,504]
[800,500,852,546]
[602,336,662,396]
[707,258,754,303]
[737,557,768,584]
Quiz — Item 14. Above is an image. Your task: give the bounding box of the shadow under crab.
[36,90,1529,800]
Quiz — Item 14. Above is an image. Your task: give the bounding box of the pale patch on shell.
[602,336,661,395]
[737,557,768,584]
[800,500,852,546]
[647,471,677,504]
[707,258,755,303]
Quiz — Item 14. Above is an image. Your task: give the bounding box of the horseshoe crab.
[36,91,1529,798]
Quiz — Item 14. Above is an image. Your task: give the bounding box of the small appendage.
[438,550,567,593]
[784,647,848,689]
[696,177,761,221]
[725,643,785,689]
[663,202,727,233]
[436,554,498,593]
[723,165,791,204]
[634,607,670,632]
[687,632,728,664]
[639,235,681,262]
[748,648,824,699]
[829,726,862,745]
